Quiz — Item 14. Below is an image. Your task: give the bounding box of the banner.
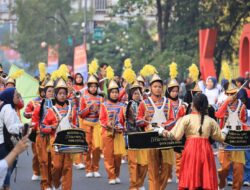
[224,130,250,151]
[74,44,88,82]
[8,65,39,123]
[127,131,184,149]
[47,45,59,73]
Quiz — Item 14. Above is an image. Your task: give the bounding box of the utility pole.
[83,0,87,45]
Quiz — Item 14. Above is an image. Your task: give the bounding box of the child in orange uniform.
[79,75,103,178]
[99,80,126,185]
[42,78,76,190]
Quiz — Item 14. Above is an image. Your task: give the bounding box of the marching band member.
[72,73,86,170]
[137,74,175,190]
[42,78,76,190]
[73,73,85,91]
[162,93,228,190]
[24,63,46,181]
[99,79,126,185]
[78,74,103,178]
[165,79,187,182]
[215,83,248,190]
[32,79,54,190]
[119,81,148,190]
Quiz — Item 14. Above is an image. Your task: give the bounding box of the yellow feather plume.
[88,58,99,75]
[169,62,178,79]
[59,64,69,73]
[140,64,158,77]
[38,62,46,82]
[188,64,199,82]
[51,70,59,81]
[122,68,136,84]
[106,66,114,80]
[221,60,231,80]
[124,58,132,69]
[10,69,24,79]
[58,64,68,81]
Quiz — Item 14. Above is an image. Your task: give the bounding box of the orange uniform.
[31,99,53,190]
[42,101,76,190]
[168,99,187,181]
[215,99,247,190]
[24,97,42,178]
[99,100,126,181]
[137,96,175,190]
[78,91,103,173]
[119,103,148,190]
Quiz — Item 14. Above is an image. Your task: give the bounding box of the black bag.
[3,124,20,151]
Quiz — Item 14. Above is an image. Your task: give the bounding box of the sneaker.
[227,181,233,186]
[243,181,250,186]
[86,172,94,178]
[74,163,85,170]
[138,186,145,190]
[218,188,224,190]
[176,179,179,183]
[168,178,172,183]
[31,174,40,181]
[93,172,101,178]
[121,159,127,164]
[45,188,52,190]
[109,179,116,185]
[52,186,61,190]
[115,177,121,184]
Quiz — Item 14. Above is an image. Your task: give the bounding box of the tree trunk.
[156,0,163,51]
[162,0,173,50]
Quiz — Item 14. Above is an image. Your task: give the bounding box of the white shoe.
[218,188,224,190]
[74,163,85,170]
[109,179,116,185]
[168,178,172,183]
[227,181,233,186]
[138,186,145,190]
[115,177,121,184]
[243,181,250,186]
[85,172,94,178]
[52,186,61,190]
[31,174,40,181]
[93,172,101,178]
[121,159,127,164]
[45,188,52,190]
[176,179,179,183]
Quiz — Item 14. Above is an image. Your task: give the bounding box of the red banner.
[47,45,59,73]
[74,44,88,82]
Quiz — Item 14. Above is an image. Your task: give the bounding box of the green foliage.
[87,17,155,76]
[14,0,91,71]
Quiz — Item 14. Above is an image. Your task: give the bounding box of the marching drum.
[53,128,88,153]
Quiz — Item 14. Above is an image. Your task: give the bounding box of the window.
[95,0,107,12]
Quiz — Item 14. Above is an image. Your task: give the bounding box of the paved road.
[10,148,248,190]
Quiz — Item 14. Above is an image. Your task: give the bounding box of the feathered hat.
[139,64,160,85]
[106,66,118,90]
[88,59,99,84]
[188,64,201,92]
[6,69,25,86]
[51,64,69,89]
[168,61,179,88]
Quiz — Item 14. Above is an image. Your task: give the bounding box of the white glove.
[221,127,230,137]
[158,127,165,136]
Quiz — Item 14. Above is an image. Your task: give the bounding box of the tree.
[87,18,155,75]
[13,0,92,72]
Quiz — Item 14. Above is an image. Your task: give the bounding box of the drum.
[53,128,88,154]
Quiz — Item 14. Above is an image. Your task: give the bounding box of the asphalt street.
[10,148,248,190]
